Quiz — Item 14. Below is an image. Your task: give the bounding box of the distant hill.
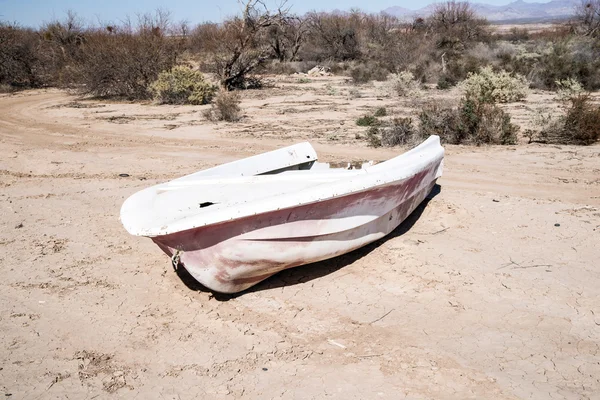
[382,0,579,22]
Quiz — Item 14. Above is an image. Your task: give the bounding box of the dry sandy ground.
[1,77,599,399]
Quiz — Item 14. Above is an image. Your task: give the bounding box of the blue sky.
[2,0,539,27]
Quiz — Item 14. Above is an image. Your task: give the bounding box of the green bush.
[356,115,379,126]
[461,66,528,103]
[419,97,518,145]
[555,78,584,101]
[150,66,216,105]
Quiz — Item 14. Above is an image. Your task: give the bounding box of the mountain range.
[382,0,579,22]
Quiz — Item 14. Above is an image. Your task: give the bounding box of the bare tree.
[428,1,488,49]
[267,15,306,62]
[207,0,290,89]
[304,12,362,60]
[576,0,600,37]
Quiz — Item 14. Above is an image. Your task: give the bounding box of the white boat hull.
[121,137,444,293]
[152,165,440,293]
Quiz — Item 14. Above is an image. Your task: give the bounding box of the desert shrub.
[366,126,382,147]
[204,90,242,122]
[364,117,417,147]
[391,71,420,96]
[419,98,518,145]
[539,95,600,145]
[74,13,179,99]
[149,66,216,105]
[187,22,220,55]
[356,115,379,126]
[257,60,301,75]
[506,27,530,42]
[514,38,600,91]
[374,107,387,117]
[448,53,489,80]
[0,23,42,88]
[419,102,461,139]
[303,12,361,61]
[349,63,389,84]
[347,87,362,99]
[0,12,86,90]
[37,12,86,86]
[471,101,519,145]
[0,83,14,93]
[461,66,528,103]
[381,118,416,147]
[432,50,489,89]
[555,78,584,100]
[437,75,456,90]
[531,41,581,90]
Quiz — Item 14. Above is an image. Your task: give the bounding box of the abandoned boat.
[121,136,444,293]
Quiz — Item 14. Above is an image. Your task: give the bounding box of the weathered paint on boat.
[121,136,444,293]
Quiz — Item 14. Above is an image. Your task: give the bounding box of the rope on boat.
[171,249,183,270]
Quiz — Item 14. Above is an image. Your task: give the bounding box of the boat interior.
[120,137,444,236]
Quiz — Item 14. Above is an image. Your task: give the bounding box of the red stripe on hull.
[153,161,441,293]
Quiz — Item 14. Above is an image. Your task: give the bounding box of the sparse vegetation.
[419,97,518,145]
[2,0,600,147]
[538,94,600,145]
[575,0,600,38]
[356,115,379,126]
[347,87,362,99]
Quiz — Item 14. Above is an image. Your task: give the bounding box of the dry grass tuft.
[204,90,242,122]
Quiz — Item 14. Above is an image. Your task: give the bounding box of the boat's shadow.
[176,184,442,301]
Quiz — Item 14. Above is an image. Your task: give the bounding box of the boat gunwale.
[120,136,444,237]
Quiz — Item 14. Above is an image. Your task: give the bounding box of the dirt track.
[1,83,599,399]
